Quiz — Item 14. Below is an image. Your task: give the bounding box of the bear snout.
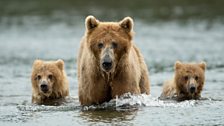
[102,61,112,70]
[189,85,196,94]
[101,55,113,72]
[40,84,49,93]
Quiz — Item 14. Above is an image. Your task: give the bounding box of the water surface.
[0,1,224,125]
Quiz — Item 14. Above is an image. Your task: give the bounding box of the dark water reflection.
[1,0,224,22]
[79,110,137,125]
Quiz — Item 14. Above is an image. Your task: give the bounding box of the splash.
[17,93,203,112]
[82,93,198,111]
[17,97,81,112]
[115,93,197,108]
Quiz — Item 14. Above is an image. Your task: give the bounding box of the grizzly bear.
[77,15,150,105]
[31,59,69,104]
[160,61,206,101]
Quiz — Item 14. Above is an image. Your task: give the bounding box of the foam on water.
[17,97,80,112]
[81,93,218,117]
[115,93,198,108]
[17,93,210,113]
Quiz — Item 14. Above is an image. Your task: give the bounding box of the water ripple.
[17,93,217,112]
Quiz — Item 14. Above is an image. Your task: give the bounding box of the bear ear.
[55,59,64,71]
[119,17,134,33]
[175,61,182,70]
[33,59,43,68]
[199,61,206,71]
[85,15,99,31]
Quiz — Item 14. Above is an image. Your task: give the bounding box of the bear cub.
[160,61,206,101]
[31,59,69,105]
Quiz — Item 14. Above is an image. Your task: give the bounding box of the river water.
[0,1,224,125]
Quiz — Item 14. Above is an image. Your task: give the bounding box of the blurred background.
[0,0,224,69]
[0,0,224,125]
[1,0,224,21]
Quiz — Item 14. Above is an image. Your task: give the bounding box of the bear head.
[85,15,134,73]
[174,61,206,99]
[31,59,64,97]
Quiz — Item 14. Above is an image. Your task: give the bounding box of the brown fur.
[160,61,206,101]
[31,59,69,104]
[78,16,150,105]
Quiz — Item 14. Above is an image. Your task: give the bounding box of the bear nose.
[40,84,48,93]
[102,55,112,71]
[102,61,112,70]
[190,86,196,93]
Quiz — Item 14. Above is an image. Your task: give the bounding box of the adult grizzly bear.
[78,16,150,105]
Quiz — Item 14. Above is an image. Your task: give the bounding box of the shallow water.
[1,1,224,125]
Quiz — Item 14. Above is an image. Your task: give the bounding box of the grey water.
[1,0,224,125]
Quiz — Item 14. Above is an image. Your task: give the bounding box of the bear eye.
[184,76,188,81]
[111,42,118,49]
[36,75,41,80]
[195,76,199,81]
[98,43,104,49]
[48,75,53,80]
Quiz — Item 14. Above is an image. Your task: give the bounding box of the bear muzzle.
[189,84,196,94]
[190,86,196,94]
[100,46,115,72]
[101,55,113,72]
[40,81,49,93]
[188,77,197,94]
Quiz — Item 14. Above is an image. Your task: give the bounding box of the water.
[1,1,224,125]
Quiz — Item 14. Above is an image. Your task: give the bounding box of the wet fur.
[31,59,69,104]
[78,16,150,105]
[160,61,206,101]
